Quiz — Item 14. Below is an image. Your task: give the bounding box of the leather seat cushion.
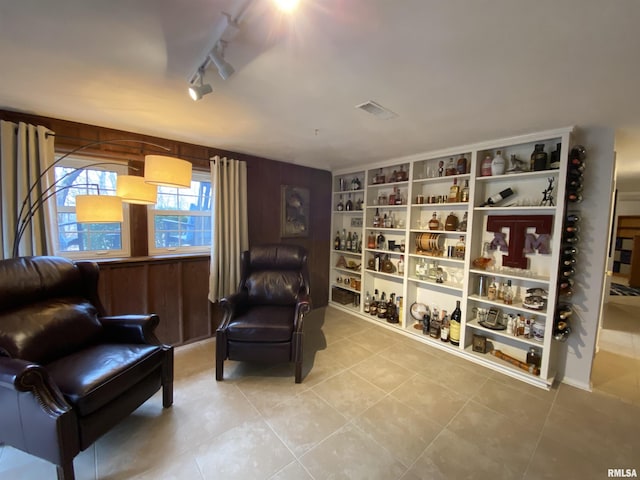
[226,305,295,342]
[45,343,163,416]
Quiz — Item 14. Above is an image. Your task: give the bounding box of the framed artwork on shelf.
[281,185,309,237]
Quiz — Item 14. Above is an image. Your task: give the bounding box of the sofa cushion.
[45,343,163,416]
[0,299,103,364]
[226,305,295,342]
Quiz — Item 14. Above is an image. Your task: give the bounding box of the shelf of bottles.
[330,128,574,388]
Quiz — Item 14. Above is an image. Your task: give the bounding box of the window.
[148,171,212,255]
[53,158,130,259]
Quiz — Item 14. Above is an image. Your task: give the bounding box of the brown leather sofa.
[216,244,311,383]
[0,256,173,480]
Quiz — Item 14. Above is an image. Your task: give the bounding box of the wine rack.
[329,127,574,389]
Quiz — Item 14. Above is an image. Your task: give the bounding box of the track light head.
[188,69,213,101]
[188,83,213,101]
[209,47,235,80]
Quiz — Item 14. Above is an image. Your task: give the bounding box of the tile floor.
[1,305,639,480]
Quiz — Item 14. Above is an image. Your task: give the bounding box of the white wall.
[555,126,616,390]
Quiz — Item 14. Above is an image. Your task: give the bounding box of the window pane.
[57,215,122,252]
[153,214,211,248]
[155,181,211,211]
[54,167,118,207]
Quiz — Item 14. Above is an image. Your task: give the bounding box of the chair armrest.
[218,292,249,331]
[99,314,162,345]
[0,357,71,416]
[294,292,312,333]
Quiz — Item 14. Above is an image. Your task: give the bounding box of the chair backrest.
[0,256,104,364]
[240,244,309,306]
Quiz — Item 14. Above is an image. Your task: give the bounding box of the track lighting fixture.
[188,69,213,101]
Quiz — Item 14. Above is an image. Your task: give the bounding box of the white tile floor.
[1,305,639,479]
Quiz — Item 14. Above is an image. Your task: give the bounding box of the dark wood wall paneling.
[1,110,332,345]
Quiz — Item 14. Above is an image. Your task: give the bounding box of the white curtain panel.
[208,156,248,302]
[0,121,55,259]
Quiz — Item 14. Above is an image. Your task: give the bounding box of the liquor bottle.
[416,258,427,279]
[531,144,548,171]
[352,232,359,252]
[448,178,460,203]
[376,231,385,250]
[504,280,514,305]
[429,311,441,339]
[472,242,495,270]
[449,300,462,346]
[387,293,399,323]
[334,231,340,250]
[491,150,506,176]
[481,154,493,176]
[345,194,353,211]
[428,212,440,230]
[346,231,352,251]
[363,291,371,313]
[497,281,505,301]
[340,229,346,250]
[456,153,468,174]
[336,195,344,211]
[458,212,468,232]
[488,278,497,301]
[395,187,403,205]
[370,290,378,315]
[454,236,466,259]
[460,180,470,203]
[373,208,381,228]
[383,214,390,228]
[549,143,562,169]
[397,255,405,275]
[355,197,363,210]
[440,312,450,342]
[479,187,514,207]
[377,292,388,319]
[445,212,459,231]
[526,347,542,370]
[445,157,457,176]
[367,233,376,249]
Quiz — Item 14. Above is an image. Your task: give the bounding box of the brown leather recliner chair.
[216,244,311,383]
[0,256,173,480]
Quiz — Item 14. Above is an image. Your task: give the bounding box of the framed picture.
[281,185,310,237]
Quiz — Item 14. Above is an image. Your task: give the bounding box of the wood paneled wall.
[1,109,332,344]
[97,256,211,345]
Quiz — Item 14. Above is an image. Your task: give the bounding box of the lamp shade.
[144,155,192,188]
[116,175,158,205]
[76,195,123,223]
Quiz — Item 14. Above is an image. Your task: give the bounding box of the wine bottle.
[561,254,576,266]
[449,300,462,346]
[480,187,514,207]
[440,312,450,342]
[376,231,385,250]
[563,232,580,244]
[363,291,371,313]
[340,229,346,250]
[560,266,575,277]
[346,231,352,251]
[563,246,578,256]
[566,214,580,223]
[549,143,562,169]
[567,191,583,203]
[397,255,405,275]
[564,225,580,234]
[345,194,353,211]
[336,195,344,211]
[334,231,340,250]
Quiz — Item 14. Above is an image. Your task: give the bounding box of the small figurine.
[438,160,444,177]
[540,177,555,206]
[507,154,527,173]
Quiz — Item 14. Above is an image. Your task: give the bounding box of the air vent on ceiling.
[355,100,398,120]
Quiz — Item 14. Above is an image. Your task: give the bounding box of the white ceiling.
[1,0,639,188]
